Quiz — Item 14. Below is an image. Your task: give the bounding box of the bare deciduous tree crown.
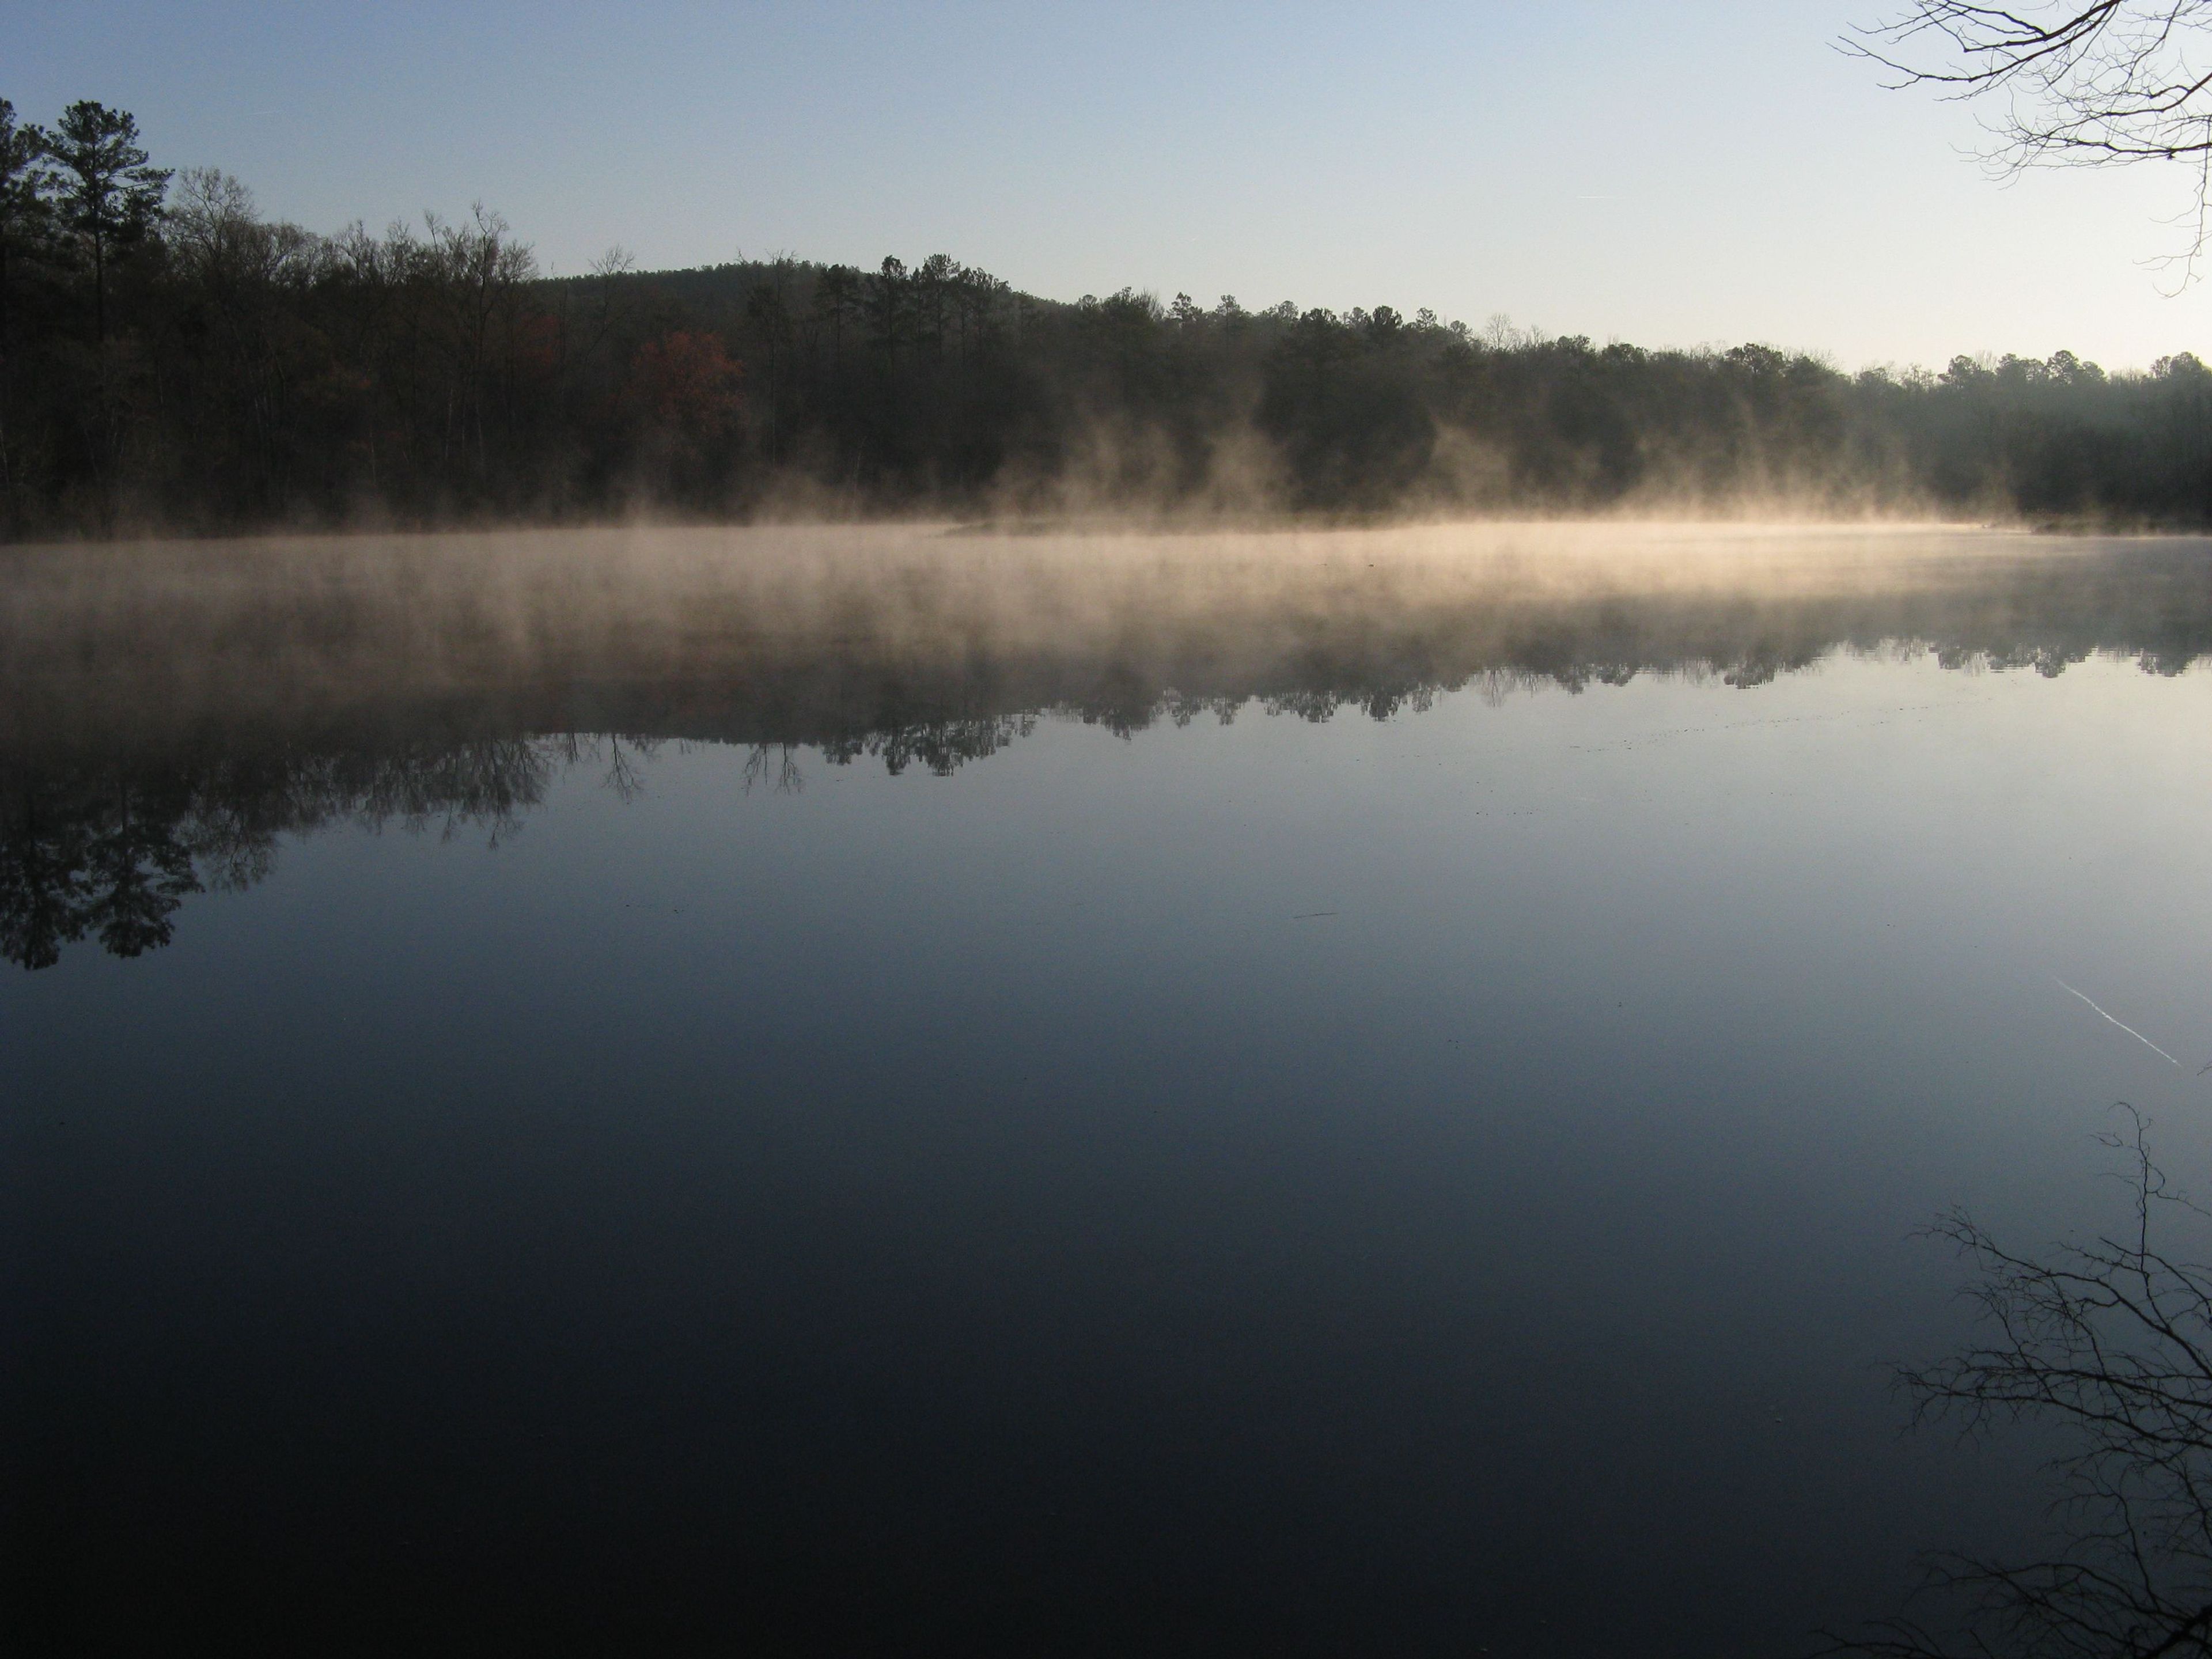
[1832,1108,2212,1658]
[1850,3,2212,274]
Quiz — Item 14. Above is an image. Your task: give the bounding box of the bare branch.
[1848,2,2212,275]
[1833,1108,2212,1656]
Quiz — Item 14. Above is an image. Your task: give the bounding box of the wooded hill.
[6,99,2212,537]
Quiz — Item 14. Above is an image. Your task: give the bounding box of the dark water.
[7,525,2212,1656]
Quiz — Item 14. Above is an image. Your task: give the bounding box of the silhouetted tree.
[0,98,50,523]
[43,100,168,344]
[814,263,861,373]
[0,98,46,356]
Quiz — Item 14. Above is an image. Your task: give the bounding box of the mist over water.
[8,520,2209,752]
[9,523,2212,1655]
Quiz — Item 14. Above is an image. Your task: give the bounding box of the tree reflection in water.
[0,743,553,969]
[6,524,2212,969]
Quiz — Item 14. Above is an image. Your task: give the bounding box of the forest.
[7,96,2212,537]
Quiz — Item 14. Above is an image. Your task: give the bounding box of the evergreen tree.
[44,100,169,344]
[0,98,48,356]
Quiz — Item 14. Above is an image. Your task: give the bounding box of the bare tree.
[1850,3,2212,275]
[740,743,802,794]
[1831,1107,2212,1658]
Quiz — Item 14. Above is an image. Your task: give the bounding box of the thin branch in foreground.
[1826,1106,2212,1657]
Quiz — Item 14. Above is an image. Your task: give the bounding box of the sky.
[12,0,2210,371]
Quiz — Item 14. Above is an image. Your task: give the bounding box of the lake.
[7,522,2212,1656]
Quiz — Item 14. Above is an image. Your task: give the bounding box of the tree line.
[7,95,2212,536]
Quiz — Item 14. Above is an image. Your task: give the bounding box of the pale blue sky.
[12,0,2206,369]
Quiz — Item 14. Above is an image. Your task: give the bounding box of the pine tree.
[44,101,169,345]
[0,99,50,358]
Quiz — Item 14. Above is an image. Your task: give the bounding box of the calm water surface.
[7,524,2212,1656]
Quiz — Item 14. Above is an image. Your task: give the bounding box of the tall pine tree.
[44,101,168,345]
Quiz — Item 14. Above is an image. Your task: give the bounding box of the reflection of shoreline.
[0,741,558,971]
[5,526,2210,968]
[6,525,2210,763]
